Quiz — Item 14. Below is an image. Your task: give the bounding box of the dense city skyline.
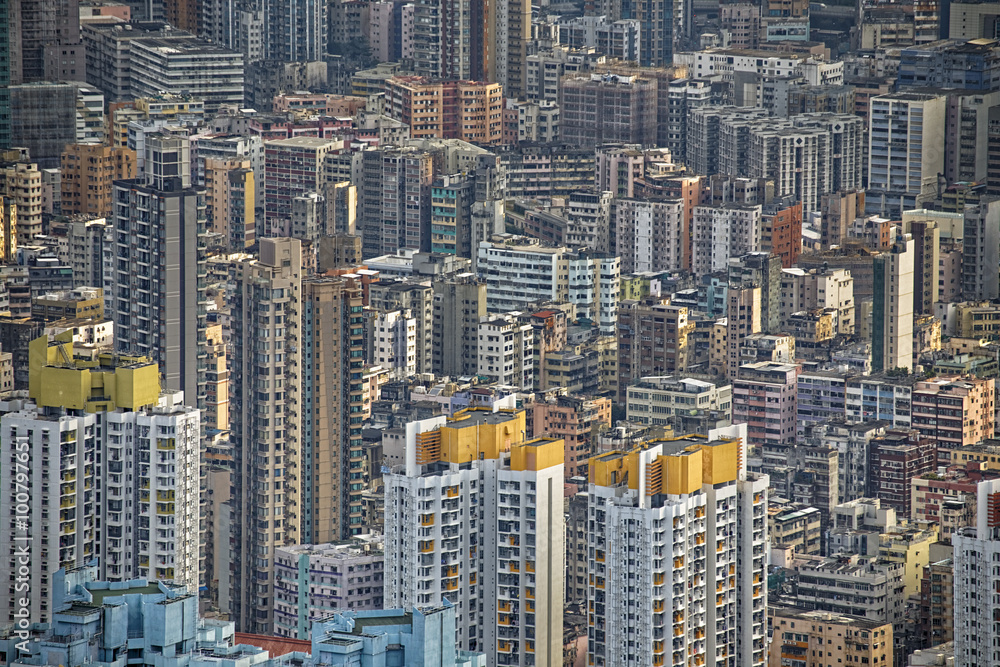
[1,0,1000,666]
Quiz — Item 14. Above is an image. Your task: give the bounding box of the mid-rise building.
[769,505,823,555]
[384,77,504,145]
[273,536,384,639]
[898,38,1000,90]
[478,315,534,388]
[65,216,109,290]
[867,93,947,216]
[128,36,244,112]
[912,376,995,451]
[1,162,42,243]
[531,393,612,479]
[559,73,657,148]
[264,137,341,238]
[587,431,770,667]
[370,281,434,374]
[733,362,799,457]
[789,554,906,627]
[768,607,893,667]
[626,376,732,424]
[780,266,855,334]
[691,204,764,276]
[60,143,136,218]
[432,273,486,378]
[868,429,937,517]
[478,238,620,335]
[844,376,915,427]
[0,195,16,262]
[368,309,417,380]
[729,252,783,334]
[616,299,696,399]
[613,198,686,274]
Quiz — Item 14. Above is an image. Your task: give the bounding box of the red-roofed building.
[233,634,312,657]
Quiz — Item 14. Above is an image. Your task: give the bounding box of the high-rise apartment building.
[588,431,769,667]
[0,161,42,243]
[384,409,565,664]
[301,274,367,543]
[411,0,476,80]
[616,298,696,400]
[430,173,477,256]
[867,93,947,216]
[203,320,228,432]
[872,235,915,372]
[560,73,657,149]
[65,216,109,290]
[478,315,535,388]
[687,107,770,177]
[613,198,686,274]
[432,273,486,378]
[110,133,207,411]
[725,285,762,380]
[229,237,303,634]
[0,195,16,262]
[909,219,940,315]
[728,252,782,334]
[0,0,10,149]
[597,0,687,65]
[691,204,764,276]
[5,0,84,85]
[733,361,799,456]
[748,114,863,215]
[954,478,1000,667]
[0,332,200,625]
[205,157,255,251]
[263,0,327,61]
[7,83,74,167]
[60,143,136,218]
[360,146,435,257]
[962,197,1000,300]
[264,137,341,238]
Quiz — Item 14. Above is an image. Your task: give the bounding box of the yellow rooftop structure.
[28,331,160,411]
[415,407,527,466]
[589,434,741,496]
